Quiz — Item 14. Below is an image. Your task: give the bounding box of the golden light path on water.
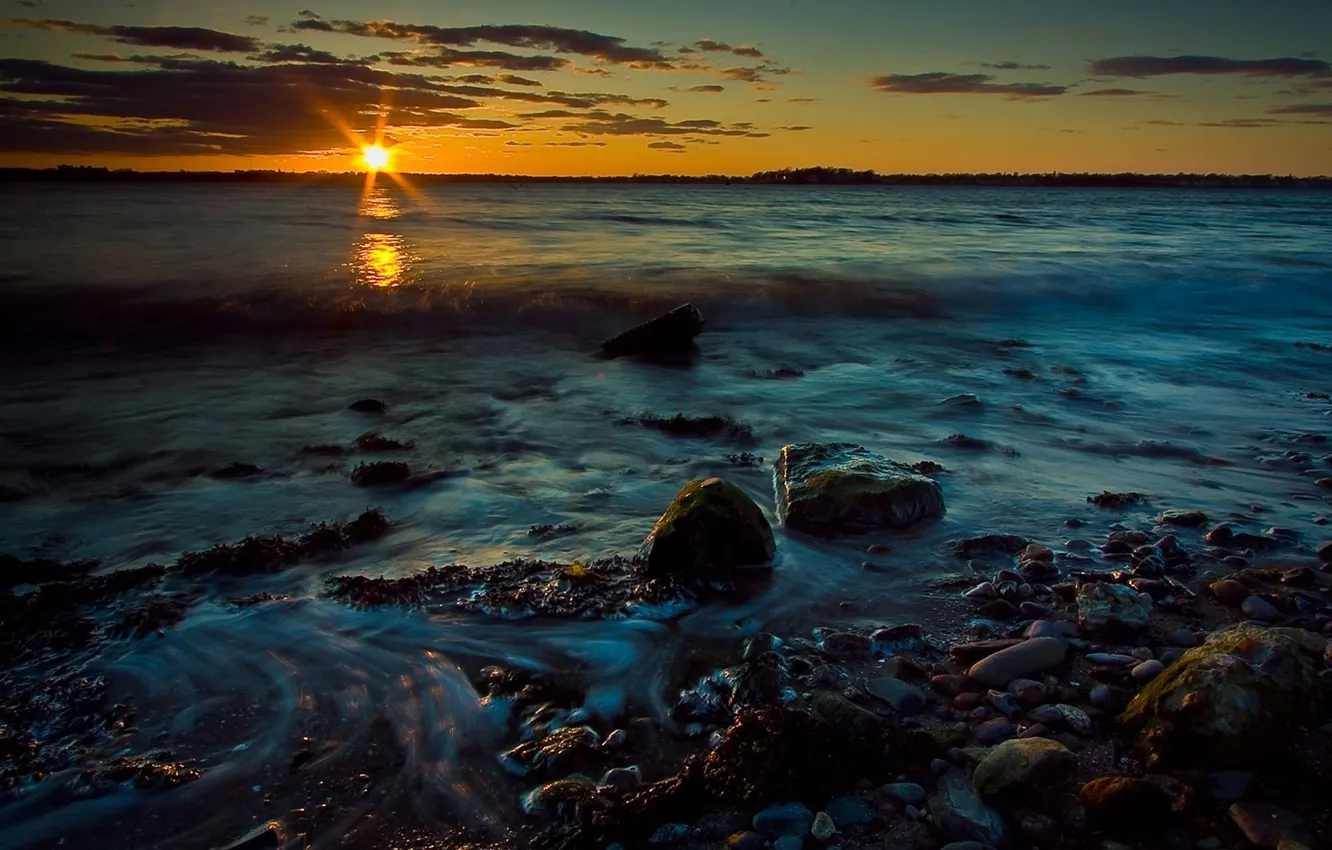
[352,189,415,288]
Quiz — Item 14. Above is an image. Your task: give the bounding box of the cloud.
[14,0,43,7]
[691,40,763,59]
[720,62,791,84]
[291,19,671,66]
[869,72,1065,98]
[497,73,542,87]
[555,110,769,138]
[243,16,269,27]
[1197,118,1284,128]
[980,61,1051,70]
[1141,119,1184,126]
[1091,55,1332,78]
[253,43,363,65]
[648,140,686,151]
[1080,88,1150,96]
[6,19,261,53]
[679,84,724,93]
[786,97,818,103]
[779,124,812,131]
[1268,103,1332,116]
[547,140,606,147]
[504,140,530,146]
[379,48,570,72]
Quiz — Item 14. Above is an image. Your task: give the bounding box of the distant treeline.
[1,165,1329,188]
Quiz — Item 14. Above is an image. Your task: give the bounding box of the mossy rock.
[639,478,775,577]
[775,443,945,532]
[972,737,1074,801]
[1119,625,1326,768]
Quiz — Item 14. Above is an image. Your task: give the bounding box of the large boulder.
[1119,625,1325,768]
[972,738,1074,801]
[775,443,945,532]
[640,478,775,577]
[601,303,704,359]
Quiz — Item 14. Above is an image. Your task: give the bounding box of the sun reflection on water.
[359,188,402,221]
[355,232,414,288]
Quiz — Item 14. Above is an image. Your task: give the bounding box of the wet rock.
[752,802,813,838]
[1007,678,1047,706]
[810,811,837,842]
[1241,596,1281,622]
[1228,803,1312,848]
[521,776,597,818]
[639,478,775,578]
[867,677,927,716]
[972,737,1073,800]
[650,823,691,845]
[967,637,1067,688]
[772,838,802,850]
[932,774,1006,846]
[871,623,925,653]
[1209,579,1249,606]
[1132,660,1165,682]
[1089,684,1115,710]
[209,462,263,480]
[965,582,998,600]
[822,632,872,658]
[349,398,386,413]
[986,690,1022,716]
[602,303,705,358]
[624,413,755,441]
[1077,582,1152,631]
[178,509,389,577]
[885,782,928,805]
[355,432,413,452]
[775,443,945,531]
[1089,491,1145,509]
[350,461,410,487]
[1160,509,1207,528]
[950,534,1031,558]
[1170,628,1199,647]
[978,599,1020,620]
[974,717,1013,744]
[825,795,872,828]
[1019,601,1052,619]
[1026,620,1079,639]
[501,726,601,777]
[601,766,643,793]
[1120,625,1326,768]
[1080,777,1172,831]
[91,751,201,789]
[1022,544,1054,563]
[1087,653,1137,666]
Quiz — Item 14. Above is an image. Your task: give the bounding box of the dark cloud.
[6,19,261,53]
[719,62,791,84]
[1080,88,1150,96]
[786,97,818,103]
[869,72,1065,98]
[244,16,269,27]
[779,124,812,131]
[1197,118,1284,128]
[1091,55,1332,78]
[692,40,763,59]
[1268,103,1332,116]
[680,84,724,93]
[379,48,569,72]
[1142,119,1184,126]
[648,140,686,151]
[497,73,541,87]
[253,43,364,65]
[980,61,1051,70]
[547,140,606,147]
[291,19,670,66]
[14,0,43,7]
[557,111,769,138]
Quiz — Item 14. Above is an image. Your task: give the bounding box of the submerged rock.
[1119,625,1325,768]
[1077,582,1152,631]
[350,461,410,487]
[972,738,1074,800]
[348,398,386,413]
[775,442,945,532]
[639,478,775,577]
[602,303,705,359]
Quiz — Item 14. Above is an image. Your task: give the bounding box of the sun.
[362,144,391,171]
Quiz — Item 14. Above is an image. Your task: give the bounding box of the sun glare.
[362,144,391,171]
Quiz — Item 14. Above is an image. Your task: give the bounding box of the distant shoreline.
[2,166,1330,189]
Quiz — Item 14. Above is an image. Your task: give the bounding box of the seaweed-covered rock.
[1077,582,1151,631]
[972,738,1074,801]
[775,443,945,532]
[1119,626,1325,768]
[602,303,705,359]
[639,478,775,577]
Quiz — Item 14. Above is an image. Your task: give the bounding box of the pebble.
[931,674,970,696]
[885,782,927,805]
[600,766,642,793]
[967,637,1068,688]
[753,802,813,838]
[965,582,999,600]
[1019,601,1052,618]
[1023,544,1054,562]
[1241,596,1281,621]
[1007,678,1047,706]
[810,812,837,842]
[1209,579,1249,606]
[822,633,872,658]
[1089,684,1115,710]
[1132,660,1165,681]
[1020,723,1051,738]
[1170,627,1199,647]
[1065,518,1084,528]
[973,717,1014,744]
[1086,653,1138,666]
[1055,704,1093,735]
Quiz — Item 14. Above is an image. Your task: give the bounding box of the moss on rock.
[639,478,775,577]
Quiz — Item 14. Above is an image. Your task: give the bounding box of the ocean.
[1,182,1330,848]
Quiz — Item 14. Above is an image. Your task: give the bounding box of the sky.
[1,0,1330,175]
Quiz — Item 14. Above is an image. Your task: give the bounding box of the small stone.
[965,582,999,600]
[931,674,970,697]
[955,693,982,711]
[600,766,642,793]
[1019,601,1052,618]
[822,632,872,658]
[1170,628,1199,647]
[1026,620,1079,639]
[1089,684,1115,710]
[1086,653,1138,666]
[1131,660,1165,682]
[986,690,1022,715]
[1023,544,1055,562]
[1229,802,1312,848]
[726,833,767,850]
[974,717,1013,744]
[931,775,1006,846]
[753,803,814,839]
[867,677,928,717]
[1007,678,1047,706]
[1054,704,1093,735]
[1241,596,1281,621]
[1160,509,1207,527]
[978,599,1020,620]
[967,637,1067,688]
[884,782,928,805]
[811,812,837,842]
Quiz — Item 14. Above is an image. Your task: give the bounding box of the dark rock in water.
[1088,491,1145,509]
[751,367,805,380]
[775,443,945,532]
[1119,625,1326,768]
[1080,777,1172,831]
[623,413,755,442]
[941,434,991,451]
[355,432,413,452]
[1004,368,1037,380]
[967,638,1067,688]
[1228,803,1312,848]
[529,522,579,541]
[725,452,764,467]
[301,443,346,457]
[825,796,873,828]
[972,738,1073,801]
[350,461,410,487]
[931,775,1006,846]
[348,398,386,413]
[92,751,201,790]
[177,509,389,577]
[209,462,263,480]
[1316,540,1331,562]
[602,303,705,359]
[501,726,602,777]
[0,554,100,590]
[639,478,775,578]
[912,460,948,475]
[751,802,813,838]
[950,534,1031,558]
[822,631,872,658]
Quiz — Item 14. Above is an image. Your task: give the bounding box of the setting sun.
[362,144,391,171]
